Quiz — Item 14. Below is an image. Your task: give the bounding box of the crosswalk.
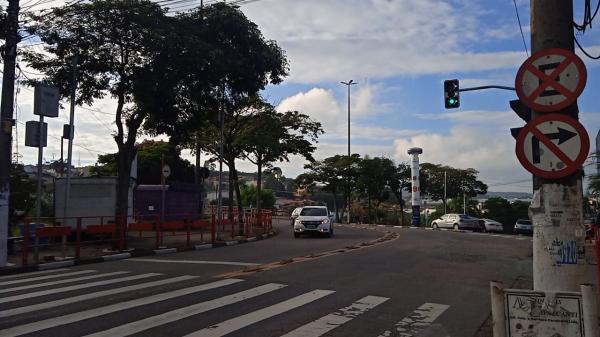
[0,268,452,337]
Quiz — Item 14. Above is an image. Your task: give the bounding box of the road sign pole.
[530,0,593,292]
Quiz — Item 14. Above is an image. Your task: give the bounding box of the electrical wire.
[512,0,529,57]
[575,34,600,59]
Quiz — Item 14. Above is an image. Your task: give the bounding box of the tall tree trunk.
[115,144,135,250]
[332,190,339,223]
[232,167,244,235]
[227,168,234,221]
[194,139,200,184]
[399,189,404,225]
[255,153,262,212]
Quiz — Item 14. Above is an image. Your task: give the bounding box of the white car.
[293,206,334,238]
[481,219,503,233]
[290,207,303,226]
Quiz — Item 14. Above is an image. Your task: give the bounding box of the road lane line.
[128,258,258,266]
[281,295,389,337]
[0,268,73,282]
[0,273,161,303]
[185,289,335,337]
[83,283,287,337]
[377,302,449,337]
[0,270,96,287]
[0,271,128,293]
[0,275,199,318]
[0,278,244,337]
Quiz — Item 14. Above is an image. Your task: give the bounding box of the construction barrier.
[17,207,273,267]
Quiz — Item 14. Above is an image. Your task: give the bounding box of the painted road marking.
[0,273,161,303]
[0,278,244,337]
[0,271,128,293]
[129,258,258,266]
[0,275,199,318]
[0,270,94,286]
[185,290,335,337]
[83,283,287,337]
[377,302,449,337]
[0,268,71,281]
[281,295,389,337]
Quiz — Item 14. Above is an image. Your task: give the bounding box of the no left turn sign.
[515,114,589,179]
[515,48,586,112]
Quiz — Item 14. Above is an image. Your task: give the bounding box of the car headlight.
[321,219,330,224]
[295,219,302,224]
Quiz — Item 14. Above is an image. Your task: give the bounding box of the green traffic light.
[448,98,456,104]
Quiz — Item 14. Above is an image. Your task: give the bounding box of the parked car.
[293,206,334,238]
[290,207,303,226]
[482,219,504,233]
[514,219,533,235]
[431,213,482,231]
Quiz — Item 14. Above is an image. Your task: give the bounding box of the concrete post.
[581,284,599,337]
[490,281,506,337]
[407,148,423,226]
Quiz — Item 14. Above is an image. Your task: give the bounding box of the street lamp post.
[341,80,357,224]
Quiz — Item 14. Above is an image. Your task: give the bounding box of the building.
[135,183,203,221]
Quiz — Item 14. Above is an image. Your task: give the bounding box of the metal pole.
[60,137,64,177]
[347,83,350,225]
[35,115,44,227]
[0,0,21,267]
[161,154,166,222]
[444,171,447,214]
[63,56,78,222]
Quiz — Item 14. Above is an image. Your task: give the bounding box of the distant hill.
[477,192,532,200]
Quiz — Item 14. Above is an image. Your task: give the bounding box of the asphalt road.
[0,219,533,337]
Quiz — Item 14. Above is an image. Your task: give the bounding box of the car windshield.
[518,220,532,225]
[300,208,327,216]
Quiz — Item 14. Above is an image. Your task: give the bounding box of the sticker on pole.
[515,48,586,112]
[516,114,589,179]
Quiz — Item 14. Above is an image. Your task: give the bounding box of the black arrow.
[531,127,577,164]
[544,127,577,145]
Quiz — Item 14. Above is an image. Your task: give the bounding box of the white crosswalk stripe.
[0,271,129,293]
[0,275,199,318]
[82,283,287,337]
[0,270,451,337]
[0,278,243,337]
[0,272,161,303]
[185,289,335,337]
[0,268,71,281]
[281,295,389,337]
[377,302,450,337]
[0,269,96,286]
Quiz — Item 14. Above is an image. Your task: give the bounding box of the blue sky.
[11,0,600,193]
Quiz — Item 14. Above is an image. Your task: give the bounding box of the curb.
[0,231,277,276]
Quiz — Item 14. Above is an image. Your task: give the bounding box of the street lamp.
[341,80,357,224]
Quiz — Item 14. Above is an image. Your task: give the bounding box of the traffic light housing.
[509,99,532,140]
[444,79,460,109]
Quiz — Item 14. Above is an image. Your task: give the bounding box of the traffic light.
[509,99,531,140]
[444,79,460,109]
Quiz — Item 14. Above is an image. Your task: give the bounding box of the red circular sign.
[516,114,589,179]
[515,48,587,112]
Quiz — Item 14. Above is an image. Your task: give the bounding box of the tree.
[9,164,35,225]
[240,185,275,209]
[482,197,530,233]
[388,163,411,225]
[357,157,398,223]
[91,140,195,184]
[243,101,323,212]
[25,0,174,239]
[420,163,488,211]
[589,174,600,195]
[300,154,362,222]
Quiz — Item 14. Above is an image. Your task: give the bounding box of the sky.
[9,0,600,193]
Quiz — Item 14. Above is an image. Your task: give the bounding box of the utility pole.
[530,0,591,292]
[443,171,447,214]
[63,57,78,223]
[0,0,21,267]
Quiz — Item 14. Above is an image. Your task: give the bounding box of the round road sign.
[515,114,589,179]
[515,48,586,112]
[162,165,171,178]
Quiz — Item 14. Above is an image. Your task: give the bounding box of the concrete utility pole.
[63,56,78,222]
[0,0,21,267]
[530,0,592,291]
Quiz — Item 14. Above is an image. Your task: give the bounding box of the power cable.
[512,0,529,57]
